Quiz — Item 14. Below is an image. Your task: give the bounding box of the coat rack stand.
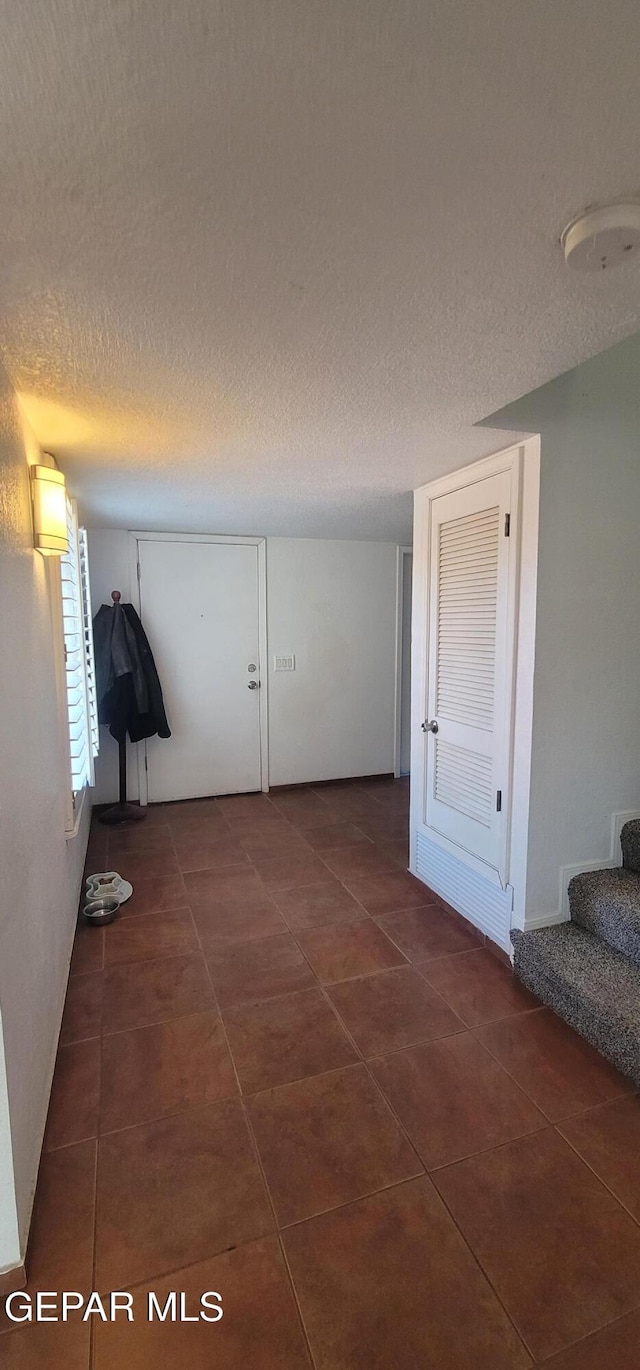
[99,591,148,826]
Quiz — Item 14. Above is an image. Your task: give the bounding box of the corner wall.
[87,531,398,797]
[485,331,640,923]
[0,374,90,1270]
[266,537,397,785]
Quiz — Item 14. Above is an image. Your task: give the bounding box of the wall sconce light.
[31,464,68,555]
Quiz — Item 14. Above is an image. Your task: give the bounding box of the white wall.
[87,531,398,797]
[485,331,640,922]
[0,376,90,1271]
[266,538,397,786]
[399,551,412,777]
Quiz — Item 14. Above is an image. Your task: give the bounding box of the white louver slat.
[60,503,99,798]
[436,506,499,732]
[434,740,492,825]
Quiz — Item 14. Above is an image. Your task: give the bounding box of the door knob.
[421,719,438,733]
[248,680,260,690]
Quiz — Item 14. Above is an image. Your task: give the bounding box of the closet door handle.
[248,680,260,690]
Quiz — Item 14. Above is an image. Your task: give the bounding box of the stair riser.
[570,906,640,968]
[621,820,640,875]
[513,945,640,1087]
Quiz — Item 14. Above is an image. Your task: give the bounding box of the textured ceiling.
[2,0,640,540]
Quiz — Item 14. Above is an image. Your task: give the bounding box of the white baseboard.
[525,807,640,931]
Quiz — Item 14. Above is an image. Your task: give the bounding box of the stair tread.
[512,923,640,1083]
[569,867,640,965]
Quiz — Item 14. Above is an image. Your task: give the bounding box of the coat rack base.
[97,736,147,826]
[99,801,147,826]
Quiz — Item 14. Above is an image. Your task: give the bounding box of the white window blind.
[60,503,99,797]
[78,527,99,761]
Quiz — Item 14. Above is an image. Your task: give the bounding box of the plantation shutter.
[78,527,99,760]
[60,502,97,795]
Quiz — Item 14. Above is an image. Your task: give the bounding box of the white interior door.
[423,471,513,876]
[138,538,262,802]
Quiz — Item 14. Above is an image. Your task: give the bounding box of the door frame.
[409,437,540,928]
[394,546,413,778]
[128,531,269,804]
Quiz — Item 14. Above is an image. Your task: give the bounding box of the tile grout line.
[188,890,320,1370]
[83,791,538,1363]
[238,806,536,1364]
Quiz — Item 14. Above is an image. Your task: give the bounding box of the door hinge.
[144,755,148,772]
[137,561,141,582]
[504,513,510,537]
[496,789,502,812]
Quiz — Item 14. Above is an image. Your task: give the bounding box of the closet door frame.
[128,531,269,805]
[409,437,540,936]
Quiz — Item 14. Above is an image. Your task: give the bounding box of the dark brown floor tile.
[205,934,316,1007]
[271,793,338,827]
[378,837,410,867]
[248,1064,422,1225]
[322,844,401,881]
[0,1142,96,1333]
[378,904,482,962]
[107,823,173,856]
[183,863,265,908]
[216,793,278,819]
[311,781,371,802]
[167,811,231,841]
[100,1011,237,1132]
[59,972,103,1044]
[103,907,198,966]
[120,873,186,917]
[44,1040,100,1150]
[113,848,180,882]
[272,881,367,932]
[70,924,104,976]
[560,1095,640,1220]
[434,1128,640,1361]
[317,798,384,825]
[356,816,410,845]
[540,1308,640,1370]
[94,1237,311,1369]
[252,852,337,891]
[345,870,429,916]
[225,814,293,840]
[475,1007,634,1121]
[283,1177,531,1369]
[422,949,539,1026]
[237,829,313,861]
[95,1101,272,1289]
[0,1322,90,1368]
[102,954,214,1034]
[223,988,358,1093]
[173,833,250,872]
[301,821,372,852]
[192,894,287,946]
[297,921,407,983]
[161,799,227,828]
[327,966,464,1056]
[372,1033,545,1170]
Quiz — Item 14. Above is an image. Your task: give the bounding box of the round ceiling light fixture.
[561,201,640,272]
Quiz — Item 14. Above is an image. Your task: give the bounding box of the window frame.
[54,501,99,835]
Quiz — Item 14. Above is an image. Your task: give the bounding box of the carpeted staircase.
[512,820,640,1086]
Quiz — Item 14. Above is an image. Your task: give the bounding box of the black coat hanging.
[92,590,171,824]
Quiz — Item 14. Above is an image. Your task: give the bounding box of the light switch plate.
[274,654,295,672]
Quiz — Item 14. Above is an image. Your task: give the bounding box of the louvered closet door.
[424,471,512,873]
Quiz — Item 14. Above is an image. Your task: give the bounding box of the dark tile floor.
[5,778,640,1367]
